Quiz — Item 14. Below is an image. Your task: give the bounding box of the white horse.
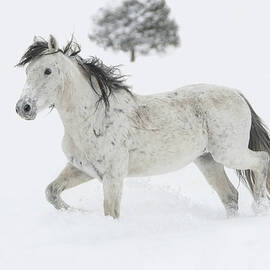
[16,35,270,218]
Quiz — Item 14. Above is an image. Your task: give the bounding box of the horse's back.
[137,83,250,132]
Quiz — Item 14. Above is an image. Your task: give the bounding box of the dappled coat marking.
[16,35,270,218]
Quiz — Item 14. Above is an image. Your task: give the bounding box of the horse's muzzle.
[16,97,37,120]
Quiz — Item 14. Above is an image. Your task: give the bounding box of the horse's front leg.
[103,175,124,219]
[101,153,128,219]
[46,163,93,210]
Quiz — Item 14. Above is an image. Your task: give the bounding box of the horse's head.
[16,35,64,120]
[16,35,132,120]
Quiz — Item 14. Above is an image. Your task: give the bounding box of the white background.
[1,0,270,269]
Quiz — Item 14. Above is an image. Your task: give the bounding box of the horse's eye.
[44,68,52,75]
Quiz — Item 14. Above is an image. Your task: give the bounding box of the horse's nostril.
[23,104,31,113]
[16,106,19,113]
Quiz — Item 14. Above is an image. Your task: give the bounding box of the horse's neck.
[56,64,97,132]
[56,62,137,138]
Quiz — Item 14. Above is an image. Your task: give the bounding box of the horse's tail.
[236,93,270,197]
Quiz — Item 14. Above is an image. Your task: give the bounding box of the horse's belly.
[128,155,196,177]
[128,134,207,177]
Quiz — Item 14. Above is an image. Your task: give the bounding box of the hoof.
[252,198,270,215]
[225,201,239,218]
[225,205,239,218]
[45,184,71,210]
[226,208,239,218]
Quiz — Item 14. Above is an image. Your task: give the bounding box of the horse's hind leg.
[195,153,239,217]
[46,163,93,210]
[212,149,269,213]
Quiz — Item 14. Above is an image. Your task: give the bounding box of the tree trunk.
[130,48,135,62]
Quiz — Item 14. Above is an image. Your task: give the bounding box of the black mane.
[17,38,49,66]
[17,37,132,110]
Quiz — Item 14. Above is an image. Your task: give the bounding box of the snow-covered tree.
[89,0,180,62]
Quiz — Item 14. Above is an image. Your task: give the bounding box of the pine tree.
[89,0,180,62]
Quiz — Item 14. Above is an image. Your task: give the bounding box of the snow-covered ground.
[1,0,270,269]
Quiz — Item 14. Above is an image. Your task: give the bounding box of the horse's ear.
[33,36,39,43]
[48,35,59,51]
